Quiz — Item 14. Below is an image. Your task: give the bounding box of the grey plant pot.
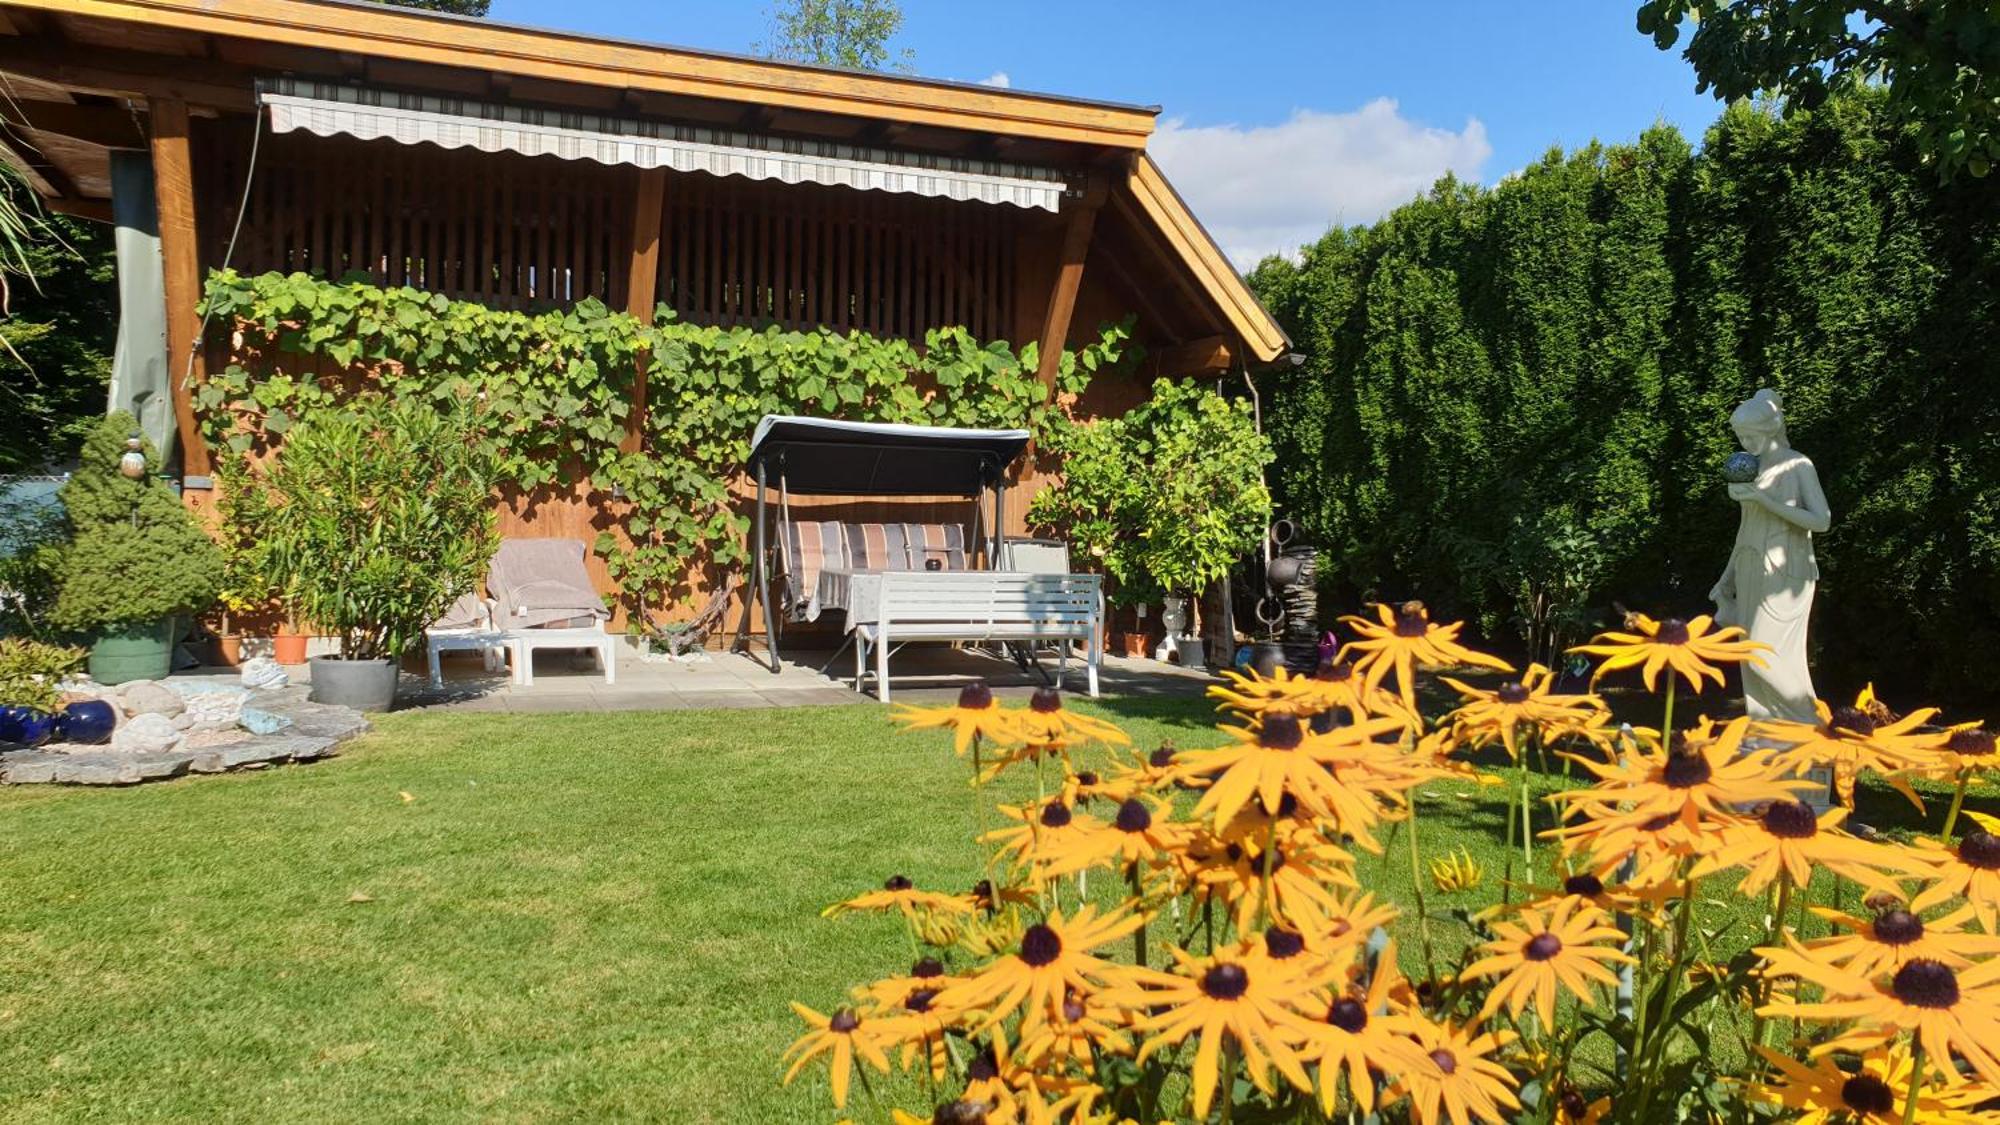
[308,656,399,712]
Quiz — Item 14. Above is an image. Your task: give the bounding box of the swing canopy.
[746,416,1030,497]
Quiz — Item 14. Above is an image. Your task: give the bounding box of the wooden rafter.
[2,0,1158,148]
[621,166,665,453]
[0,97,146,147]
[1032,179,1107,388]
[0,36,255,110]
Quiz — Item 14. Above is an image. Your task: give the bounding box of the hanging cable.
[176,98,266,441]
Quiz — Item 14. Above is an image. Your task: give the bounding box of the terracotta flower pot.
[273,630,309,666]
[1117,632,1150,658]
[215,634,245,667]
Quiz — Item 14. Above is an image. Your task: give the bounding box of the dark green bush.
[1250,91,2000,707]
[50,413,223,633]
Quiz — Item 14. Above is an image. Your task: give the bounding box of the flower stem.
[1406,787,1440,983]
[1518,756,1534,871]
[1661,675,1678,742]
[1219,1040,1240,1125]
[1751,873,1791,1053]
[1129,865,1148,968]
[1903,1038,1926,1125]
[1256,815,1279,933]
[1942,771,1972,841]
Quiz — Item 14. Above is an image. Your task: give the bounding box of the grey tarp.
[106,150,174,463]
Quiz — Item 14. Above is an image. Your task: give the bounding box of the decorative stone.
[120,681,185,719]
[181,689,247,727]
[111,712,185,754]
[1,752,63,784]
[238,705,295,735]
[54,752,194,785]
[240,657,288,690]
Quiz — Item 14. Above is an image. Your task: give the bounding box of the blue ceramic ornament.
[56,699,117,745]
[0,706,56,748]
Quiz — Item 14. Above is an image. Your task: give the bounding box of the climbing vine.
[197,269,1132,627]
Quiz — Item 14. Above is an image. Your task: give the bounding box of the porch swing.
[731,416,1103,702]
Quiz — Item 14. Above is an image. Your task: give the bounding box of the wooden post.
[1032,178,1107,389]
[622,167,667,452]
[149,95,210,480]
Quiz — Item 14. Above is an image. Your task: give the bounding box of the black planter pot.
[308,656,399,712]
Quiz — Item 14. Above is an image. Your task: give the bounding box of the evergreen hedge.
[1248,92,2000,705]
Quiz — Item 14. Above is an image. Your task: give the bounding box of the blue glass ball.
[0,706,56,748]
[56,699,117,745]
[1722,451,1761,484]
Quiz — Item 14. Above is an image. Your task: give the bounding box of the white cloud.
[1150,99,1492,268]
[977,71,1011,88]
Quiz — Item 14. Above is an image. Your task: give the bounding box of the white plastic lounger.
[487,538,617,686]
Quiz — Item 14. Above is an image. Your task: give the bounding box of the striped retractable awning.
[257,79,1070,212]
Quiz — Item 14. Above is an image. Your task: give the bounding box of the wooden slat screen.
[195,125,1022,341]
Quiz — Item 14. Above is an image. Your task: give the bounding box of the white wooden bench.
[849,571,1102,703]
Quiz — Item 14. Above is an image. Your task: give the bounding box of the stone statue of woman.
[1708,389,1830,724]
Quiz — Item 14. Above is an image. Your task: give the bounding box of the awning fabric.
[747,416,1029,496]
[258,79,1068,212]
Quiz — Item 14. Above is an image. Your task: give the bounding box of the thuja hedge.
[197,270,1131,625]
[1248,90,2000,704]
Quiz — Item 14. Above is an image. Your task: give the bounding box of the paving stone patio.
[392,639,1215,712]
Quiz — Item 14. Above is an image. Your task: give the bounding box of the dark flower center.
[957,681,995,710]
[1114,799,1152,833]
[1264,927,1306,959]
[1150,744,1176,768]
[966,1049,998,1082]
[1872,909,1924,945]
[1200,962,1250,1000]
[912,957,944,978]
[1260,712,1304,750]
[1429,1048,1458,1076]
[970,881,995,908]
[1961,831,2000,870]
[1760,800,1819,839]
[1524,933,1564,962]
[1496,682,1532,705]
[1393,602,1429,637]
[1563,873,1605,897]
[1061,994,1086,1023]
[829,1009,861,1033]
[1029,687,1063,713]
[1559,1090,1588,1119]
[1841,1074,1896,1115]
[1641,813,1678,833]
[1890,959,1960,1009]
[1039,802,1072,828]
[934,1100,990,1125]
[885,874,914,891]
[1019,924,1063,967]
[1655,618,1690,645]
[1310,710,1353,734]
[1948,728,1996,757]
[1327,997,1368,1033]
[1314,659,1355,682]
[904,988,937,1013]
[1830,705,1877,737]
[1075,771,1099,786]
[1662,749,1713,788]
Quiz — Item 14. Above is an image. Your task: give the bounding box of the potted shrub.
[256,393,497,712]
[1028,380,1273,664]
[50,414,224,684]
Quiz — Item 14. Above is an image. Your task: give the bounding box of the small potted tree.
[256,393,497,712]
[50,414,224,684]
[1029,380,1273,666]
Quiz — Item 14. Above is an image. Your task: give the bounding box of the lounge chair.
[487,538,617,686]
[425,590,515,687]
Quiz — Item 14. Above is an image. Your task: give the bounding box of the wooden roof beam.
[1146,335,1233,378]
[0,37,256,112]
[1,98,146,148]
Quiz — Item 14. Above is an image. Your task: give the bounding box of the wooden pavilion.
[0,0,1289,630]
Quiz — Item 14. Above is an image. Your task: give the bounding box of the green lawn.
[0,695,1987,1122]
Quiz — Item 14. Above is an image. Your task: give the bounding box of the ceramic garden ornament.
[1709,389,1830,724]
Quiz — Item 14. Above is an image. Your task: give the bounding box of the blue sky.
[486,0,1723,264]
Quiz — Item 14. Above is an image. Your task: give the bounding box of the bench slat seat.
[849,571,1102,702]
